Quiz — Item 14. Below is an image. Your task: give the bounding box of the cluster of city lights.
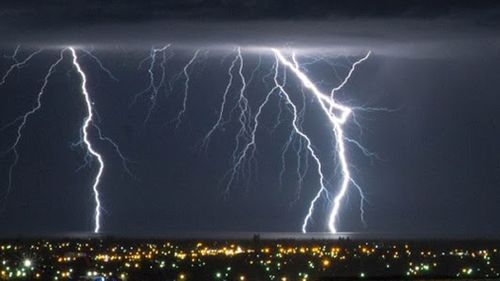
[0,240,498,280]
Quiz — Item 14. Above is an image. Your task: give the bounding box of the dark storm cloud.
[2,0,500,22]
[0,0,499,57]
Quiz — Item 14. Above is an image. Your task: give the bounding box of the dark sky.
[0,1,499,237]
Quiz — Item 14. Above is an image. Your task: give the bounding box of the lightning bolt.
[173,49,201,128]
[0,50,65,208]
[69,47,105,233]
[272,48,371,233]
[133,45,172,123]
[201,48,239,149]
[1,47,131,233]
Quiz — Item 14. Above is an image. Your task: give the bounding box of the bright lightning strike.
[69,47,105,233]
[1,46,131,232]
[200,47,373,233]
[272,48,371,233]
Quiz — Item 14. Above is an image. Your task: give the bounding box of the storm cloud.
[1,0,499,57]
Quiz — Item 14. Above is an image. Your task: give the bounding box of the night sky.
[0,1,499,237]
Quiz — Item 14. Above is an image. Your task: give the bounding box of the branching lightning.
[0,50,65,208]
[197,47,374,233]
[269,54,331,233]
[272,49,371,233]
[1,46,132,233]
[201,49,240,149]
[1,44,378,234]
[133,45,172,123]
